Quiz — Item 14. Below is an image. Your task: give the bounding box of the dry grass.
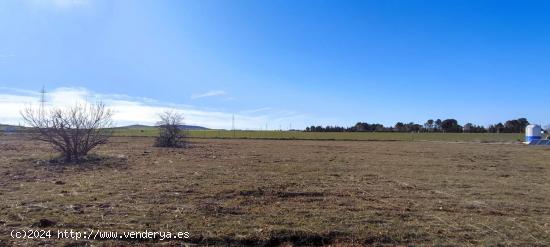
[0,135,549,246]
[114,129,525,143]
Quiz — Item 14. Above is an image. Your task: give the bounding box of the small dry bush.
[154,111,187,148]
[21,102,113,162]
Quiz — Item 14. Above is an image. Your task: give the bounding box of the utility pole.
[232,114,235,138]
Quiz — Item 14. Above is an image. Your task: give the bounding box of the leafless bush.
[21,103,113,162]
[155,111,187,148]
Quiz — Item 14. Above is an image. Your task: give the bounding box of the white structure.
[525,124,542,143]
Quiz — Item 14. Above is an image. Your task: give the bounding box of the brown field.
[1,135,550,246]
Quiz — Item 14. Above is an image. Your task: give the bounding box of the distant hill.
[115,124,209,130]
[176,125,210,130]
[0,124,24,131]
[115,124,156,129]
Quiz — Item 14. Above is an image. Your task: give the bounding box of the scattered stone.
[32,219,56,227]
[27,204,47,212]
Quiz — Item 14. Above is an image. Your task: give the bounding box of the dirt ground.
[1,135,549,246]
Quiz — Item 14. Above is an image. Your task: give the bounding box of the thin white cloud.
[0,54,15,58]
[25,0,90,11]
[222,96,236,101]
[240,107,272,114]
[0,87,308,130]
[191,90,227,99]
[28,0,91,9]
[52,0,89,8]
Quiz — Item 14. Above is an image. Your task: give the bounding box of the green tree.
[441,119,461,133]
[424,119,434,132]
[435,119,442,132]
[394,122,405,132]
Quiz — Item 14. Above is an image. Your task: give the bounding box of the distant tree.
[304,122,390,132]
[424,119,434,132]
[155,111,187,148]
[21,103,113,162]
[353,122,366,132]
[495,123,504,133]
[408,122,422,132]
[323,125,345,132]
[488,118,529,133]
[441,119,461,133]
[394,122,405,132]
[302,118,524,134]
[475,125,487,133]
[503,118,529,133]
[461,123,486,133]
[374,124,386,132]
[435,119,442,132]
[463,123,473,133]
[517,118,529,132]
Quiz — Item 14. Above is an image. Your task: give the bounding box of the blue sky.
[0,0,549,129]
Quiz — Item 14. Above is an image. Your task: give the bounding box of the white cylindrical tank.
[526,124,542,143]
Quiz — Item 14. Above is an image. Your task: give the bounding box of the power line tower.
[40,86,47,108]
[39,86,47,117]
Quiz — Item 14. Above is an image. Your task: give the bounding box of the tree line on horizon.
[304,118,532,133]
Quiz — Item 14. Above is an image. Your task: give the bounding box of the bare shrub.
[155,111,187,148]
[21,103,113,162]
